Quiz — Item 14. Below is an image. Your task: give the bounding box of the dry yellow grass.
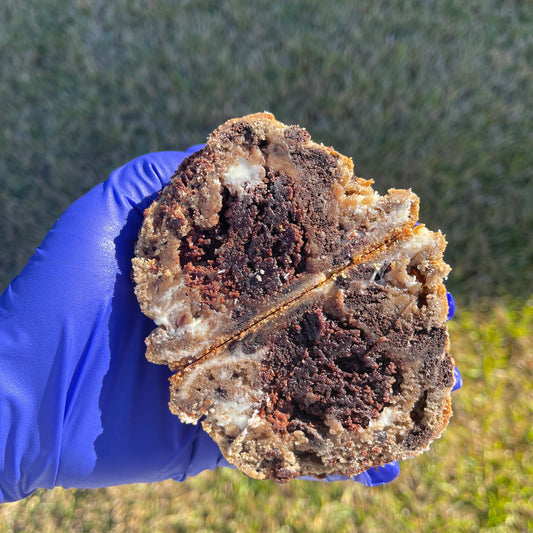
[1,300,531,532]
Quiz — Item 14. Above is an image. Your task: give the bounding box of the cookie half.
[169,225,454,481]
[133,113,418,369]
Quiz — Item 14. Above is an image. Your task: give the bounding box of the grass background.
[0,0,531,531]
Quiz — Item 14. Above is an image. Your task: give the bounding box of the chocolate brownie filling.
[167,136,353,316]
[260,307,402,433]
[177,168,307,311]
[150,125,399,324]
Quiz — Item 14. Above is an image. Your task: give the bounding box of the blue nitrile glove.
[447,293,463,391]
[0,147,458,503]
[0,146,232,503]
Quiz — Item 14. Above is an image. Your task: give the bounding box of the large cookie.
[132,113,454,482]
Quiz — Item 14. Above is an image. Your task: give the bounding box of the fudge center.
[260,307,402,433]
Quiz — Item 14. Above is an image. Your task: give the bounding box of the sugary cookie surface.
[133,113,454,481]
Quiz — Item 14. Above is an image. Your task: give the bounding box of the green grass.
[1,299,531,532]
[1,1,531,531]
[0,0,531,300]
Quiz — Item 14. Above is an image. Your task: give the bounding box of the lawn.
[0,0,531,531]
[1,0,531,300]
[1,301,531,532]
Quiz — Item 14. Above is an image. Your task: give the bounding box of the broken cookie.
[132,113,454,482]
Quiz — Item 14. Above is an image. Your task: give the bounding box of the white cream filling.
[223,157,265,196]
[149,283,211,339]
[367,406,396,431]
[344,192,380,216]
[179,346,266,431]
[395,231,434,258]
[214,399,255,431]
[150,283,185,323]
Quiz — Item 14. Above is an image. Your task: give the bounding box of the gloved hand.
[448,292,463,391]
[1,146,410,503]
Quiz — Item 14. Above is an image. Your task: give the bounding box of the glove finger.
[446,292,456,321]
[184,144,207,156]
[103,147,204,217]
[452,365,463,391]
[354,461,401,486]
[171,425,233,482]
[296,461,400,486]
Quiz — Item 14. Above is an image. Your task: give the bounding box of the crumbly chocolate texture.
[133,113,454,482]
[133,113,418,369]
[169,225,454,481]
